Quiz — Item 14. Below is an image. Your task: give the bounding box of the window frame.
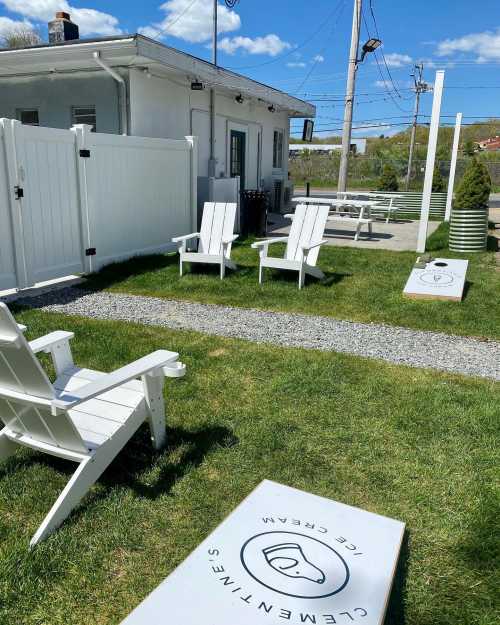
[71,105,97,132]
[273,128,284,170]
[17,108,40,126]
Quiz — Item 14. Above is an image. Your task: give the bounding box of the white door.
[11,123,85,287]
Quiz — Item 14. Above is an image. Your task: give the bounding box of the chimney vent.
[48,12,79,44]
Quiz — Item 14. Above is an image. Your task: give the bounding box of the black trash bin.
[240,190,268,237]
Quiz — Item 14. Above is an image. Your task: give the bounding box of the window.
[273,129,284,169]
[18,109,39,126]
[72,106,96,131]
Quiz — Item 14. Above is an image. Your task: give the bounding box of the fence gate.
[1,119,85,290]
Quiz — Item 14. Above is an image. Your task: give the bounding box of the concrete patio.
[267,212,440,251]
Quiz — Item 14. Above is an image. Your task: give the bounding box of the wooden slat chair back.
[285,204,330,267]
[199,202,237,258]
[173,202,238,279]
[0,304,87,454]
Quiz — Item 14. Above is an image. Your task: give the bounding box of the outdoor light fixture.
[359,38,382,62]
[268,104,275,112]
[191,80,204,90]
[235,94,244,104]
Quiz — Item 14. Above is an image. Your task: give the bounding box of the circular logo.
[419,271,454,286]
[240,531,349,599]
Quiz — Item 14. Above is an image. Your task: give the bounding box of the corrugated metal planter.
[449,207,488,252]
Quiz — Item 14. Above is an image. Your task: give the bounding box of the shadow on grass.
[486,234,499,253]
[385,531,409,625]
[0,424,237,508]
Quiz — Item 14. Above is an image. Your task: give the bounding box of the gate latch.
[14,186,24,200]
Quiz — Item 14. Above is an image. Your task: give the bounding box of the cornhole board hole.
[403,258,469,301]
[121,480,405,625]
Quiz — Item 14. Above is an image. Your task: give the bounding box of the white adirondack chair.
[251,204,329,289]
[0,303,185,547]
[172,202,238,279]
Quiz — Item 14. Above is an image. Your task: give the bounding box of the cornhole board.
[121,480,405,625]
[403,258,468,301]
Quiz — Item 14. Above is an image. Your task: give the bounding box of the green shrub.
[454,159,491,211]
[377,164,399,191]
[432,166,446,192]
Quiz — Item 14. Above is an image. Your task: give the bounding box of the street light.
[359,38,382,63]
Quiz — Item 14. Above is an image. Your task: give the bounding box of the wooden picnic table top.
[293,196,382,207]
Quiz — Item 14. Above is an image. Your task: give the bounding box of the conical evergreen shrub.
[377,164,399,191]
[432,166,446,193]
[454,159,491,211]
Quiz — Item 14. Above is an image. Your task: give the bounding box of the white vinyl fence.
[0,119,197,292]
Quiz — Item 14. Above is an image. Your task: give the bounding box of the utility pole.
[405,63,430,191]
[208,0,218,177]
[338,0,362,193]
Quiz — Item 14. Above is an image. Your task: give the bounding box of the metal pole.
[445,112,462,222]
[405,64,424,191]
[208,0,217,177]
[417,70,445,253]
[338,0,362,193]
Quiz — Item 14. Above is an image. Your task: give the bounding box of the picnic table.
[336,191,405,223]
[292,196,382,241]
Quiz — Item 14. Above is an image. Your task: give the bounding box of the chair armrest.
[52,350,182,412]
[283,213,295,220]
[222,235,238,245]
[18,323,27,333]
[251,237,288,249]
[172,232,200,243]
[301,239,327,252]
[29,331,74,354]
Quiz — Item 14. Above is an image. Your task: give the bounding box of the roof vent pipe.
[93,51,128,135]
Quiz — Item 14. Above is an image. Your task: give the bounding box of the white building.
[0,14,314,211]
[289,139,367,156]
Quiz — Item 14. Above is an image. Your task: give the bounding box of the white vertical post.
[445,112,462,222]
[72,124,95,273]
[185,136,199,232]
[417,70,445,253]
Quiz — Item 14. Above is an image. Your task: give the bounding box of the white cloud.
[0,15,33,36]
[313,54,324,63]
[436,28,500,62]
[286,61,306,68]
[374,79,391,89]
[219,34,290,56]
[382,52,413,67]
[139,0,240,43]
[1,0,122,36]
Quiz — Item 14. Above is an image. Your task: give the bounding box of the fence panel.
[81,130,194,270]
[0,124,18,291]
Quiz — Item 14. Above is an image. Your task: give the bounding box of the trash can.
[240,190,268,237]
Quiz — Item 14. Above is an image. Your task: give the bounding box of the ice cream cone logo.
[263,543,325,584]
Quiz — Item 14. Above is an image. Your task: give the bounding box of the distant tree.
[463,140,476,157]
[377,163,399,191]
[0,25,42,49]
[454,159,491,211]
[432,166,446,192]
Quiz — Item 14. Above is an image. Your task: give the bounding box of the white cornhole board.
[121,480,405,625]
[403,258,469,302]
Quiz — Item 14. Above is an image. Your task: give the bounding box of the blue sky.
[1,0,499,137]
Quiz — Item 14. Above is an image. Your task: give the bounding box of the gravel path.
[16,287,500,381]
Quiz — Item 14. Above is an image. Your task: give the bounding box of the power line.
[147,0,199,41]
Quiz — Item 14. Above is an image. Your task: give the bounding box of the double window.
[273,129,284,169]
[72,106,97,131]
[17,109,39,126]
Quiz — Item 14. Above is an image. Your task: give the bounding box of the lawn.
[83,224,500,340]
[1,310,498,625]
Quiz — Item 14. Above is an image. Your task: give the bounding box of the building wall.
[0,72,121,134]
[129,68,290,192]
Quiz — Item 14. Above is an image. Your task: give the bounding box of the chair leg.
[298,265,306,289]
[0,430,18,462]
[220,260,226,280]
[179,258,183,277]
[142,374,166,450]
[259,264,264,285]
[30,455,99,547]
[354,223,361,241]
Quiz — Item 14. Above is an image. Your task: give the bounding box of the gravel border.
[14,287,500,381]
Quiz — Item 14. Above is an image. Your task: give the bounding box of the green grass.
[83,226,500,340]
[0,311,498,625]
